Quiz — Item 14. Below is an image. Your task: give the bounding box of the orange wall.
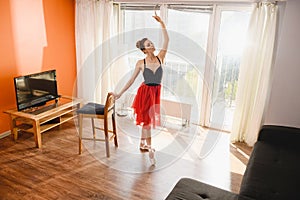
[0,0,76,134]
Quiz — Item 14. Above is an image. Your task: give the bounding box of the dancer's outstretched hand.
[112,92,121,100]
[153,11,163,23]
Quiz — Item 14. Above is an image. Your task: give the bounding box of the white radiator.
[120,93,192,126]
[160,99,191,124]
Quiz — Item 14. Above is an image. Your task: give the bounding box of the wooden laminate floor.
[0,116,252,200]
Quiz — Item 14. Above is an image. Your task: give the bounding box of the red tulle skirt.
[132,83,161,128]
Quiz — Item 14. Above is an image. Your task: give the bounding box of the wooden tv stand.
[4,96,82,148]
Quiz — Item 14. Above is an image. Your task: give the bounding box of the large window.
[120,4,251,131]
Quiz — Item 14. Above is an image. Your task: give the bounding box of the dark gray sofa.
[165,125,300,200]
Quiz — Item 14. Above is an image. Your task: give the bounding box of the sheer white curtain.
[75,0,116,103]
[231,3,278,146]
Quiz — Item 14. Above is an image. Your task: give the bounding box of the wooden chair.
[77,92,118,157]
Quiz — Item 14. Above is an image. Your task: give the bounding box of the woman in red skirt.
[114,12,169,165]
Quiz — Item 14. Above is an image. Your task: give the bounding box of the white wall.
[264,0,300,128]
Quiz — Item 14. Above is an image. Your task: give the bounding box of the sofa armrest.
[258,125,300,146]
[165,178,238,200]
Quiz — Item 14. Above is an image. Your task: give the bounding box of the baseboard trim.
[0,131,11,139]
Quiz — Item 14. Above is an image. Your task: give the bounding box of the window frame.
[120,3,252,130]
[201,4,252,129]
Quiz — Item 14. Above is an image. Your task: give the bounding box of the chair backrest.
[104,92,115,116]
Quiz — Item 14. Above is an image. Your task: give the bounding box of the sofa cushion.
[165,178,238,200]
[239,140,300,200]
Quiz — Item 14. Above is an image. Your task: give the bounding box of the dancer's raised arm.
[153,12,169,62]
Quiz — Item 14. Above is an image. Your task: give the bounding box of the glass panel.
[210,10,251,131]
[123,9,161,71]
[165,9,210,123]
[121,8,210,125]
[118,10,162,118]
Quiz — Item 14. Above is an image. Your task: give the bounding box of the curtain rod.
[114,0,286,2]
[253,0,286,2]
[114,0,254,4]
[255,0,282,6]
[120,4,213,12]
[113,0,287,5]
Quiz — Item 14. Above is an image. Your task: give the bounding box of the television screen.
[14,70,59,111]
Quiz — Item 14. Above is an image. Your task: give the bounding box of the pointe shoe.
[139,144,151,152]
[140,140,151,152]
[149,148,156,166]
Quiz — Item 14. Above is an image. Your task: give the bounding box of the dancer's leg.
[140,125,149,149]
[140,127,147,148]
[140,125,152,150]
[145,126,151,147]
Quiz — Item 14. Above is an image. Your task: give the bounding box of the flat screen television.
[14,69,60,111]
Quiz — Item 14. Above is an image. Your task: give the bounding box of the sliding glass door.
[207,7,251,132]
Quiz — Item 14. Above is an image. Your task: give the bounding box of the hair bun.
[136,38,148,51]
[136,40,141,49]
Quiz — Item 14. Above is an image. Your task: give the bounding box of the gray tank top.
[143,56,163,85]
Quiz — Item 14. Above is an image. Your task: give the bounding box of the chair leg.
[79,114,83,155]
[104,118,110,157]
[112,113,118,147]
[91,118,96,139]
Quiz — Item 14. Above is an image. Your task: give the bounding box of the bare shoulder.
[136,59,144,70]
